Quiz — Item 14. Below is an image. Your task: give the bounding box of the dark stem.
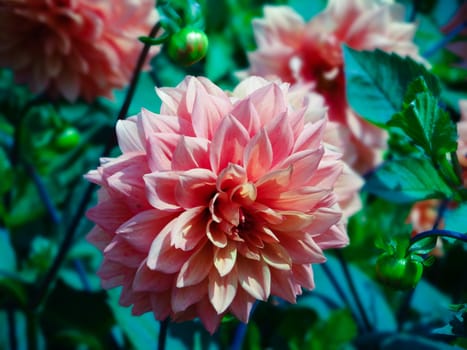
[29,21,162,310]
[7,306,17,350]
[423,20,467,58]
[336,250,373,333]
[230,301,258,350]
[321,260,366,333]
[26,312,38,350]
[23,161,60,224]
[72,259,91,291]
[397,200,448,329]
[408,1,417,22]
[157,319,169,350]
[410,228,467,243]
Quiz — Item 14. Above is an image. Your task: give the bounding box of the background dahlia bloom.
[246,1,421,173]
[85,76,360,333]
[0,0,159,102]
[457,100,467,186]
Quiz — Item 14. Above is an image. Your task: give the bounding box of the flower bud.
[167,27,208,66]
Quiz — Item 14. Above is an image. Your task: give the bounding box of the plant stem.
[397,200,448,329]
[157,319,169,350]
[23,162,60,224]
[423,20,467,58]
[7,306,17,350]
[230,302,258,350]
[336,250,373,333]
[411,228,467,243]
[321,260,366,333]
[30,21,162,310]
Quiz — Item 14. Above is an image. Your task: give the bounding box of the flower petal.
[237,258,271,300]
[176,243,213,288]
[213,244,237,276]
[208,268,238,313]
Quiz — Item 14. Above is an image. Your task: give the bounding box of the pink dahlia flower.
[85,76,359,333]
[246,1,421,173]
[0,0,159,102]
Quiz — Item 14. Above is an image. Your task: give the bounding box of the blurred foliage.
[1,0,467,349]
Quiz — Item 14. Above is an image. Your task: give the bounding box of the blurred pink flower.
[457,100,467,186]
[409,200,444,257]
[85,76,359,333]
[0,0,159,102]
[246,1,422,173]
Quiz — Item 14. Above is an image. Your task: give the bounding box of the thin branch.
[157,319,169,350]
[7,306,17,350]
[336,250,373,333]
[423,20,467,58]
[321,260,366,333]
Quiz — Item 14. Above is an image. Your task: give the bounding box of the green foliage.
[434,304,467,338]
[343,47,441,125]
[306,309,357,350]
[364,158,453,203]
[389,83,457,160]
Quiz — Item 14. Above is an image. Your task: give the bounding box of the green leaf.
[343,47,441,125]
[41,280,115,348]
[364,158,453,203]
[433,303,467,338]
[0,278,28,308]
[389,91,457,159]
[408,236,438,255]
[0,228,16,273]
[306,309,357,350]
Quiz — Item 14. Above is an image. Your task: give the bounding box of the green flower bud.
[167,27,208,66]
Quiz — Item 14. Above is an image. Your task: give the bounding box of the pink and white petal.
[146,133,180,172]
[86,225,112,250]
[244,129,273,181]
[86,199,132,233]
[175,169,216,209]
[230,98,261,136]
[237,257,271,301]
[213,244,237,277]
[206,220,228,248]
[138,108,194,137]
[150,291,172,321]
[293,118,326,152]
[191,84,232,139]
[116,118,145,153]
[229,285,256,323]
[313,222,349,249]
[104,238,146,268]
[261,243,292,270]
[208,268,238,314]
[132,260,174,292]
[176,243,213,288]
[171,136,210,171]
[171,206,208,250]
[247,83,288,127]
[147,220,191,273]
[131,293,153,316]
[265,112,294,167]
[209,115,250,174]
[144,172,180,211]
[116,209,177,252]
[171,280,207,313]
[279,235,325,264]
[292,263,315,290]
[196,297,223,334]
[270,268,297,303]
[278,148,324,187]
